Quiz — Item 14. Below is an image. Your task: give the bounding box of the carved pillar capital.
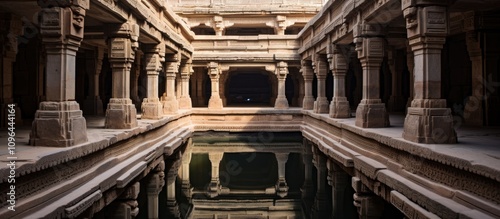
[207,61,220,79]
[402,4,448,49]
[312,55,328,78]
[144,44,165,74]
[328,44,348,75]
[275,61,289,80]
[38,0,89,50]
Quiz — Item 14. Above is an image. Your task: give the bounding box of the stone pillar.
[275,152,289,198]
[354,24,389,128]
[104,23,139,129]
[328,44,351,118]
[130,50,143,110]
[312,147,329,218]
[109,182,140,219]
[180,141,193,199]
[352,177,384,219]
[301,139,314,200]
[274,61,289,109]
[402,2,457,143]
[178,59,193,109]
[161,55,179,114]
[313,55,330,114]
[387,48,404,112]
[207,62,223,109]
[147,161,165,219]
[297,73,305,107]
[0,14,23,127]
[219,72,228,106]
[301,60,315,110]
[327,159,350,219]
[83,47,104,116]
[166,153,181,218]
[30,1,89,146]
[141,44,165,119]
[208,152,224,198]
[406,44,415,109]
[464,28,484,126]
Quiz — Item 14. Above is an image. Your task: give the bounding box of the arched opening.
[225,70,273,107]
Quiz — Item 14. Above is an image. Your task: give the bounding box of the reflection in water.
[186,132,306,218]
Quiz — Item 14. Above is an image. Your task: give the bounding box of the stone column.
[274,61,289,109]
[301,139,314,200]
[161,55,179,114]
[130,50,143,110]
[354,24,389,128]
[406,44,415,108]
[147,161,165,219]
[141,44,165,119]
[312,147,329,218]
[464,27,483,126]
[180,141,193,199]
[207,62,223,109]
[109,182,140,219]
[402,2,456,143]
[178,59,193,109]
[83,47,104,116]
[166,153,181,218]
[0,14,23,127]
[275,152,289,198]
[387,48,404,112]
[327,159,350,219]
[208,152,224,198]
[313,55,330,114]
[104,23,139,129]
[219,73,228,106]
[328,44,351,118]
[301,60,315,110]
[352,177,384,219]
[297,73,305,107]
[30,1,89,146]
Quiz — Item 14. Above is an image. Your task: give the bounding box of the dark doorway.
[226,71,272,106]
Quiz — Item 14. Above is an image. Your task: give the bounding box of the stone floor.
[1,107,499,175]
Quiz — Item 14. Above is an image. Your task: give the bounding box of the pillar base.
[141,98,163,120]
[355,101,389,128]
[329,97,350,118]
[30,101,87,147]
[208,97,223,110]
[178,97,192,109]
[276,180,289,198]
[274,97,289,109]
[303,96,315,110]
[83,96,104,116]
[207,180,220,198]
[403,107,457,144]
[161,96,179,114]
[314,97,329,114]
[105,98,137,129]
[166,200,180,218]
[181,181,193,199]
